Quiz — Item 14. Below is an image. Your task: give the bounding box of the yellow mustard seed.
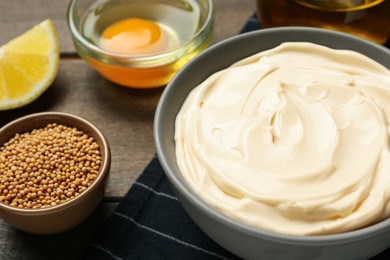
[0,124,101,209]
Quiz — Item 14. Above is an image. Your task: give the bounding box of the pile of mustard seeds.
[0,123,101,209]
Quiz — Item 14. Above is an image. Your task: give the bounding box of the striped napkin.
[87,155,240,259]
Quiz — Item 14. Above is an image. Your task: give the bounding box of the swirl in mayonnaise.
[175,42,390,235]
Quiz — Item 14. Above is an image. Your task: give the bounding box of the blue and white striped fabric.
[87,155,241,259]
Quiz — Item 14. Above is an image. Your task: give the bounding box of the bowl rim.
[0,111,111,213]
[154,26,390,245]
[67,0,215,61]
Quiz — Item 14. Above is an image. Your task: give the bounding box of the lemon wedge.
[0,19,59,110]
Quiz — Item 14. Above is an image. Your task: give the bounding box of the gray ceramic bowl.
[0,112,111,234]
[154,27,390,260]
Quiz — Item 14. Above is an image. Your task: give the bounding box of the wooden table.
[0,0,255,259]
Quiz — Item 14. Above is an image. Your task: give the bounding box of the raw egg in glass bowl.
[67,0,214,88]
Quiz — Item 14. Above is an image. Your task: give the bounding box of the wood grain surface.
[0,0,255,259]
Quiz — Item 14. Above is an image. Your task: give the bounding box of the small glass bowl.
[67,0,214,88]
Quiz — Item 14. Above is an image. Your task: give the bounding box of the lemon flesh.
[0,19,59,110]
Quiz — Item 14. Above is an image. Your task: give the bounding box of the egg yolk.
[99,18,168,55]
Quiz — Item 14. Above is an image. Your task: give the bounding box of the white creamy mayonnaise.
[174,42,390,235]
